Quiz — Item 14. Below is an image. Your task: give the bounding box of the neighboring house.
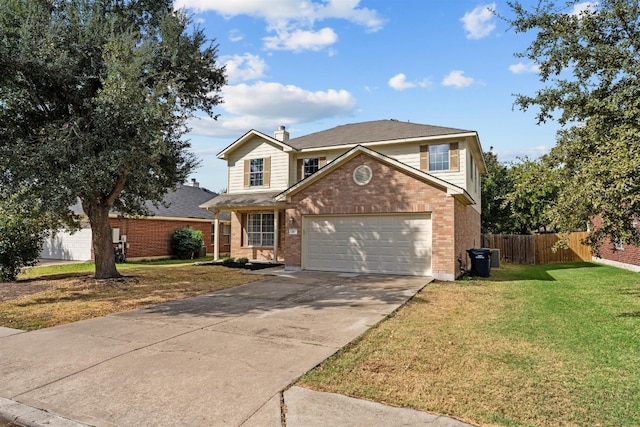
[592,217,640,272]
[200,119,487,280]
[41,182,231,261]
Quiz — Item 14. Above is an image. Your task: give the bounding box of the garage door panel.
[303,214,431,276]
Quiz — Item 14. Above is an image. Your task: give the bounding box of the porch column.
[213,210,220,261]
[273,209,279,262]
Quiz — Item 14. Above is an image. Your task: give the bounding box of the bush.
[236,257,249,265]
[171,227,204,259]
[0,217,46,281]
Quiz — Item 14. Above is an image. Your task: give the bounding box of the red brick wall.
[283,153,470,279]
[455,201,481,275]
[109,218,213,259]
[591,216,640,267]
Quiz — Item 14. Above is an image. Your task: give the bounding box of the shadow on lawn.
[487,262,600,282]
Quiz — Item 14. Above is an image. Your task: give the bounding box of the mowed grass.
[298,262,640,427]
[0,259,263,331]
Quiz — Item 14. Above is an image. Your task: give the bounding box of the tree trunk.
[86,203,121,279]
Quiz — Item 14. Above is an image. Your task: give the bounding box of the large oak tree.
[0,0,226,278]
[507,0,640,250]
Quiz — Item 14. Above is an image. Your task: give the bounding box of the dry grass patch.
[299,263,640,426]
[0,264,263,330]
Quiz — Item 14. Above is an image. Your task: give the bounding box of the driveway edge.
[0,397,89,427]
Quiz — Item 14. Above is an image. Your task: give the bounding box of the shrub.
[0,217,46,281]
[222,257,234,264]
[236,257,249,265]
[171,227,204,259]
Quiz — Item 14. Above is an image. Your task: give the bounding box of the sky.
[171,0,592,192]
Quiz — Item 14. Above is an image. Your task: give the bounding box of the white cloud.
[461,3,496,39]
[174,0,384,52]
[222,53,268,83]
[186,81,357,138]
[570,1,598,16]
[442,70,476,88]
[223,81,356,119]
[264,27,338,52]
[509,62,540,74]
[388,73,431,91]
[228,29,244,42]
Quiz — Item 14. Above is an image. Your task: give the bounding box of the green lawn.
[298,262,640,427]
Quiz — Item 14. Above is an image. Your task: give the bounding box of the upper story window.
[243,157,270,188]
[250,158,264,186]
[420,143,459,172]
[303,158,319,178]
[429,144,450,171]
[297,157,327,181]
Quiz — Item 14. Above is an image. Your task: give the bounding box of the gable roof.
[288,119,476,150]
[275,145,476,205]
[217,129,297,160]
[71,185,228,220]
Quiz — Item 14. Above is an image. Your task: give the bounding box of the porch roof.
[199,191,284,211]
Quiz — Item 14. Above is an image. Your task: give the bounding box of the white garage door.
[40,227,93,261]
[303,214,432,276]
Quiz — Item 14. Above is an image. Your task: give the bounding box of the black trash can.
[467,248,492,277]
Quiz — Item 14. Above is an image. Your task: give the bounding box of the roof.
[275,145,476,206]
[71,185,229,221]
[199,191,285,210]
[288,119,475,150]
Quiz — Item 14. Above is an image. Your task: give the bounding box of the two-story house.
[200,119,486,280]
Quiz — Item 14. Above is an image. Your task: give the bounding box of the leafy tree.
[506,0,640,249]
[504,156,560,234]
[0,0,226,278]
[481,148,517,234]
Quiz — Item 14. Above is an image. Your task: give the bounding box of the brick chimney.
[274,125,289,142]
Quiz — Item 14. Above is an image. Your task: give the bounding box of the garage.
[40,226,93,261]
[302,214,432,276]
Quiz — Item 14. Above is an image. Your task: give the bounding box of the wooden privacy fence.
[481,232,592,265]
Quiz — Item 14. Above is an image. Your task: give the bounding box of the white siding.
[41,227,93,261]
[227,136,290,193]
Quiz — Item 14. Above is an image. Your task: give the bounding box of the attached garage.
[302,214,432,276]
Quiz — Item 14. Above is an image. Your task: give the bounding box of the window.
[303,158,319,178]
[429,144,449,171]
[297,157,326,181]
[420,143,459,172]
[244,157,270,188]
[246,213,274,247]
[223,224,231,245]
[249,158,264,186]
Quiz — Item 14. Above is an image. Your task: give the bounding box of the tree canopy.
[0,0,226,278]
[507,0,640,249]
[481,148,516,234]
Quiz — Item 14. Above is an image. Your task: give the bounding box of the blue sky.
[172,0,592,192]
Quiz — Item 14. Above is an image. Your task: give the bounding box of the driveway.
[0,270,431,426]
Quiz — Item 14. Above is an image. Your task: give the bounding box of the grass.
[0,258,262,331]
[298,262,640,427]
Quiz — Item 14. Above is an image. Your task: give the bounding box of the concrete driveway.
[0,270,434,426]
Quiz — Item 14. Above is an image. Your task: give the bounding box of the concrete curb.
[0,398,90,427]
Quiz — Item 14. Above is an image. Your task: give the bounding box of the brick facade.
[229,211,285,261]
[591,216,640,270]
[279,153,476,280]
[109,217,214,259]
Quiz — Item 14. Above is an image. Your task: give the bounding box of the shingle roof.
[199,191,285,209]
[288,119,474,150]
[70,185,229,220]
[145,185,220,219]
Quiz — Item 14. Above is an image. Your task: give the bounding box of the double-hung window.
[303,158,319,178]
[420,143,459,172]
[246,213,274,247]
[249,158,264,186]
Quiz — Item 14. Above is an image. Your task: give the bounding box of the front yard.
[0,259,263,330]
[298,262,640,426]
